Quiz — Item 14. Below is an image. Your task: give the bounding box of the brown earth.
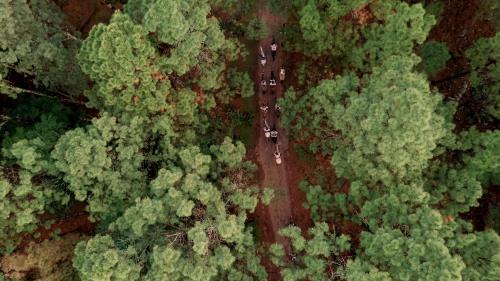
[60,0,114,37]
[1,233,86,281]
[427,0,497,130]
[16,202,95,251]
[252,3,312,280]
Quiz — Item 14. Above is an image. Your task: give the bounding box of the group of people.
[259,38,285,165]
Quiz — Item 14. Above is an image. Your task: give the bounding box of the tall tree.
[0,0,86,98]
[0,97,74,253]
[270,223,350,281]
[281,55,453,185]
[465,32,500,119]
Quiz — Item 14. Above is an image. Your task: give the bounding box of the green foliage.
[2,1,499,280]
[333,56,452,184]
[422,128,499,216]
[52,114,147,220]
[345,227,465,281]
[280,0,434,72]
[209,0,256,17]
[217,69,254,104]
[210,136,246,168]
[300,181,335,222]
[457,128,500,184]
[2,97,74,173]
[73,235,142,281]
[127,0,244,89]
[425,1,444,23]
[261,188,275,205]
[465,32,500,119]
[271,223,351,281]
[282,55,454,185]
[244,18,268,40]
[279,3,499,278]
[345,179,470,280]
[452,230,500,281]
[0,97,74,254]
[0,170,70,254]
[80,0,248,115]
[59,110,267,280]
[418,41,450,77]
[279,73,359,154]
[0,0,86,98]
[280,0,365,57]
[353,1,435,70]
[78,12,170,114]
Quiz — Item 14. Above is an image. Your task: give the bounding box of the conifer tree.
[281,55,453,185]
[465,32,500,119]
[0,0,86,98]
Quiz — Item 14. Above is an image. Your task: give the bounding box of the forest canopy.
[0,0,499,281]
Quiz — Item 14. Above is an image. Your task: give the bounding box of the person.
[270,125,278,144]
[274,150,282,165]
[279,66,285,82]
[261,73,267,89]
[259,46,266,66]
[269,71,277,87]
[262,90,266,95]
[270,38,277,61]
[264,119,271,138]
[274,99,281,118]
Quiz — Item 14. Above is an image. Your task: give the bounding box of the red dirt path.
[252,3,312,280]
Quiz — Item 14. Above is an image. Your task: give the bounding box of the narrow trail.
[252,3,313,280]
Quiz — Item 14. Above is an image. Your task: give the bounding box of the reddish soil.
[60,0,113,37]
[428,0,495,54]
[427,0,496,130]
[252,4,312,280]
[61,0,96,31]
[16,203,95,252]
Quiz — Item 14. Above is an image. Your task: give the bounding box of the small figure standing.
[270,125,278,144]
[261,73,267,89]
[275,103,281,118]
[274,144,282,165]
[270,38,278,61]
[279,66,285,83]
[269,71,277,87]
[262,90,266,95]
[264,119,271,138]
[259,46,266,66]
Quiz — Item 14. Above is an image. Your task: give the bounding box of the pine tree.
[281,55,454,185]
[465,32,500,119]
[0,0,86,98]
[270,223,351,281]
[0,97,74,253]
[77,12,170,115]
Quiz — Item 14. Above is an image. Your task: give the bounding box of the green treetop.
[77,12,170,115]
[271,223,351,281]
[465,32,500,119]
[0,97,75,253]
[69,132,267,280]
[0,0,86,98]
[281,55,453,185]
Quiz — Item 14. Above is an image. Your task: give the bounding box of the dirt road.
[253,3,312,280]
